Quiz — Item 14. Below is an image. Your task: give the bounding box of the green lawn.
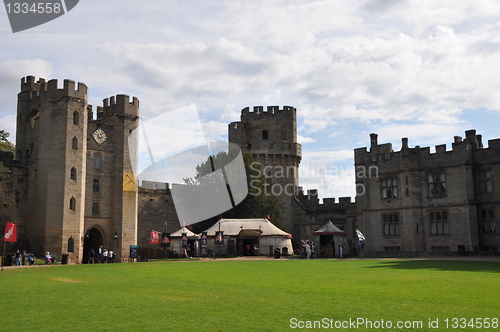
[0,259,499,331]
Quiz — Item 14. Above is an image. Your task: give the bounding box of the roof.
[205,218,292,238]
[313,221,347,236]
[171,226,198,237]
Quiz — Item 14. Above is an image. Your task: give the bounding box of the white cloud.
[0,59,52,122]
[2,0,500,198]
[371,123,465,149]
[297,135,316,143]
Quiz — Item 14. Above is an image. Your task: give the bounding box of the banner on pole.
[181,233,188,248]
[215,231,224,245]
[149,231,160,245]
[161,233,170,247]
[4,222,17,242]
[201,231,207,247]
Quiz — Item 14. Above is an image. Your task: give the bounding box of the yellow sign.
[123,172,136,192]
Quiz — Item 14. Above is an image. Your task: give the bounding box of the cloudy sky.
[2,0,500,200]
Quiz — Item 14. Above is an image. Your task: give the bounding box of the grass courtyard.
[0,258,499,331]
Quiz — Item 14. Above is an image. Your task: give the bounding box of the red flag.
[149,231,159,245]
[4,222,17,242]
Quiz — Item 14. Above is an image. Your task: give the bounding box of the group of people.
[14,249,35,266]
[88,246,115,264]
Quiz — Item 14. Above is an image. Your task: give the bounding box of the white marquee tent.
[170,226,199,256]
[205,218,293,256]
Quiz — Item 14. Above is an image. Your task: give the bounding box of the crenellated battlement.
[95,94,140,119]
[295,187,354,210]
[20,76,87,101]
[354,129,500,168]
[230,105,298,148]
[241,105,296,116]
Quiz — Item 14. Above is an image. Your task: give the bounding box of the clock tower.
[15,76,139,263]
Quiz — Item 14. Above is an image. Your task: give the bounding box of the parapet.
[241,105,296,117]
[100,94,140,118]
[20,76,87,101]
[355,130,492,166]
[295,188,355,210]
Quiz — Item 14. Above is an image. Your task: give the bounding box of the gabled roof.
[313,221,347,236]
[171,226,198,237]
[205,218,292,238]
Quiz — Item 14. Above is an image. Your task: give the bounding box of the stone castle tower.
[15,76,139,263]
[228,106,302,231]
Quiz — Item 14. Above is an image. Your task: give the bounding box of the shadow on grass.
[363,260,500,273]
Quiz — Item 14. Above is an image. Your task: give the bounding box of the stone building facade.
[291,189,357,250]
[228,106,302,232]
[137,181,180,249]
[227,106,357,248]
[0,76,139,263]
[355,130,500,255]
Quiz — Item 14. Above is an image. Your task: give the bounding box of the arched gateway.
[83,227,105,264]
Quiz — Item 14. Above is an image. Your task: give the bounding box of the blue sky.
[2,0,500,200]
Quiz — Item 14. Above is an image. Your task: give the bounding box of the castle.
[0,76,139,263]
[355,131,500,254]
[2,76,497,261]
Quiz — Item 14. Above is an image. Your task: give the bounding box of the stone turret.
[229,106,302,231]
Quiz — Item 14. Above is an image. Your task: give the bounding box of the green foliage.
[185,152,284,228]
[0,259,499,331]
[0,130,15,153]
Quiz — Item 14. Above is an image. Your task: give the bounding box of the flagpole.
[355,228,365,260]
[1,240,6,272]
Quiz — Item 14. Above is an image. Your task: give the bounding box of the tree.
[185,152,285,231]
[0,130,15,153]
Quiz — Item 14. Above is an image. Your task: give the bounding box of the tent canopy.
[171,226,198,238]
[206,218,292,238]
[313,221,347,236]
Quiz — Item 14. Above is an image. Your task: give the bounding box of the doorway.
[320,235,334,257]
[83,227,104,264]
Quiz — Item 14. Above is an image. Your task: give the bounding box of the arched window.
[70,167,77,180]
[72,137,78,150]
[73,111,79,125]
[68,237,74,252]
[69,197,76,211]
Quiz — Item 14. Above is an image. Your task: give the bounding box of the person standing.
[305,241,311,260]
[88,249,95,264]
[14,249,21,266]
[21,250,28,265]
[103,249,108,263]
[97,245,103,263]
[108,250,114,263]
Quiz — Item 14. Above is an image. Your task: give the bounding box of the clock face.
[92,128,107,146]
